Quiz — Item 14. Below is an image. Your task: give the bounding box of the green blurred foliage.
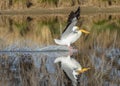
[14,21,29,36]
[92,19,120,33]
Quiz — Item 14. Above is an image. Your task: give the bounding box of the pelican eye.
[73,68,78,70]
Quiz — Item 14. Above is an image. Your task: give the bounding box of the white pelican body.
[54,56,90,86]
[54,56,81,86]
[54,26,82,46]
[54,7,89,47]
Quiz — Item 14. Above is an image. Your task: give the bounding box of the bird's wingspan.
[61,7,80,39]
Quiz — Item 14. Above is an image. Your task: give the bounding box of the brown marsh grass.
[74,29,120,85]
[0,14,120,48]
[0,14,120,86]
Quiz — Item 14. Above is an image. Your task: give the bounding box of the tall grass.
[0,14,120,49]
[0,14,120,86]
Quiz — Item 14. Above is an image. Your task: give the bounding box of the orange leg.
[68,46,73,56]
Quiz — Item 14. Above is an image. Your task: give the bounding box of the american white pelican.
[54,56,90,86]
[54,7,89,48]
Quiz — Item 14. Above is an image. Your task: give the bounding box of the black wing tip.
[67,6,80,22]
[75,6,80,19]
[76,6,80,12]
[62,6,81,34]
[78,6,80,10]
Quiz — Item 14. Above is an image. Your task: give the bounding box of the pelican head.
[72,26,90,34]
[72,26,79,33]
[72,67,90,79]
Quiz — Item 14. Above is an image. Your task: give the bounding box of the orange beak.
[80,29,90,34]
[76,67,90,74]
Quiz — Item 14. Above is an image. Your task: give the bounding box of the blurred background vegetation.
[0,1,120,85]
[0,14,120,49]
[0,14,120,85]
[0,0,120,10]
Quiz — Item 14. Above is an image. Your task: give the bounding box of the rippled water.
[0,14,120,86]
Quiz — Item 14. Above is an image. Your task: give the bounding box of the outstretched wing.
[62,63,77,83]
[61,7,80,39]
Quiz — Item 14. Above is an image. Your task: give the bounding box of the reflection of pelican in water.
[54,56,90,86]
[54,7,89,49]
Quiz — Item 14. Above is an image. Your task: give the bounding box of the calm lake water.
[0,14,120,86]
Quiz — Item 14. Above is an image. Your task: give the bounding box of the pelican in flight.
[54,7,90,48]
[54,56,90,86]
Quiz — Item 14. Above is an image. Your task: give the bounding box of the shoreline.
[1,6,120,15]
